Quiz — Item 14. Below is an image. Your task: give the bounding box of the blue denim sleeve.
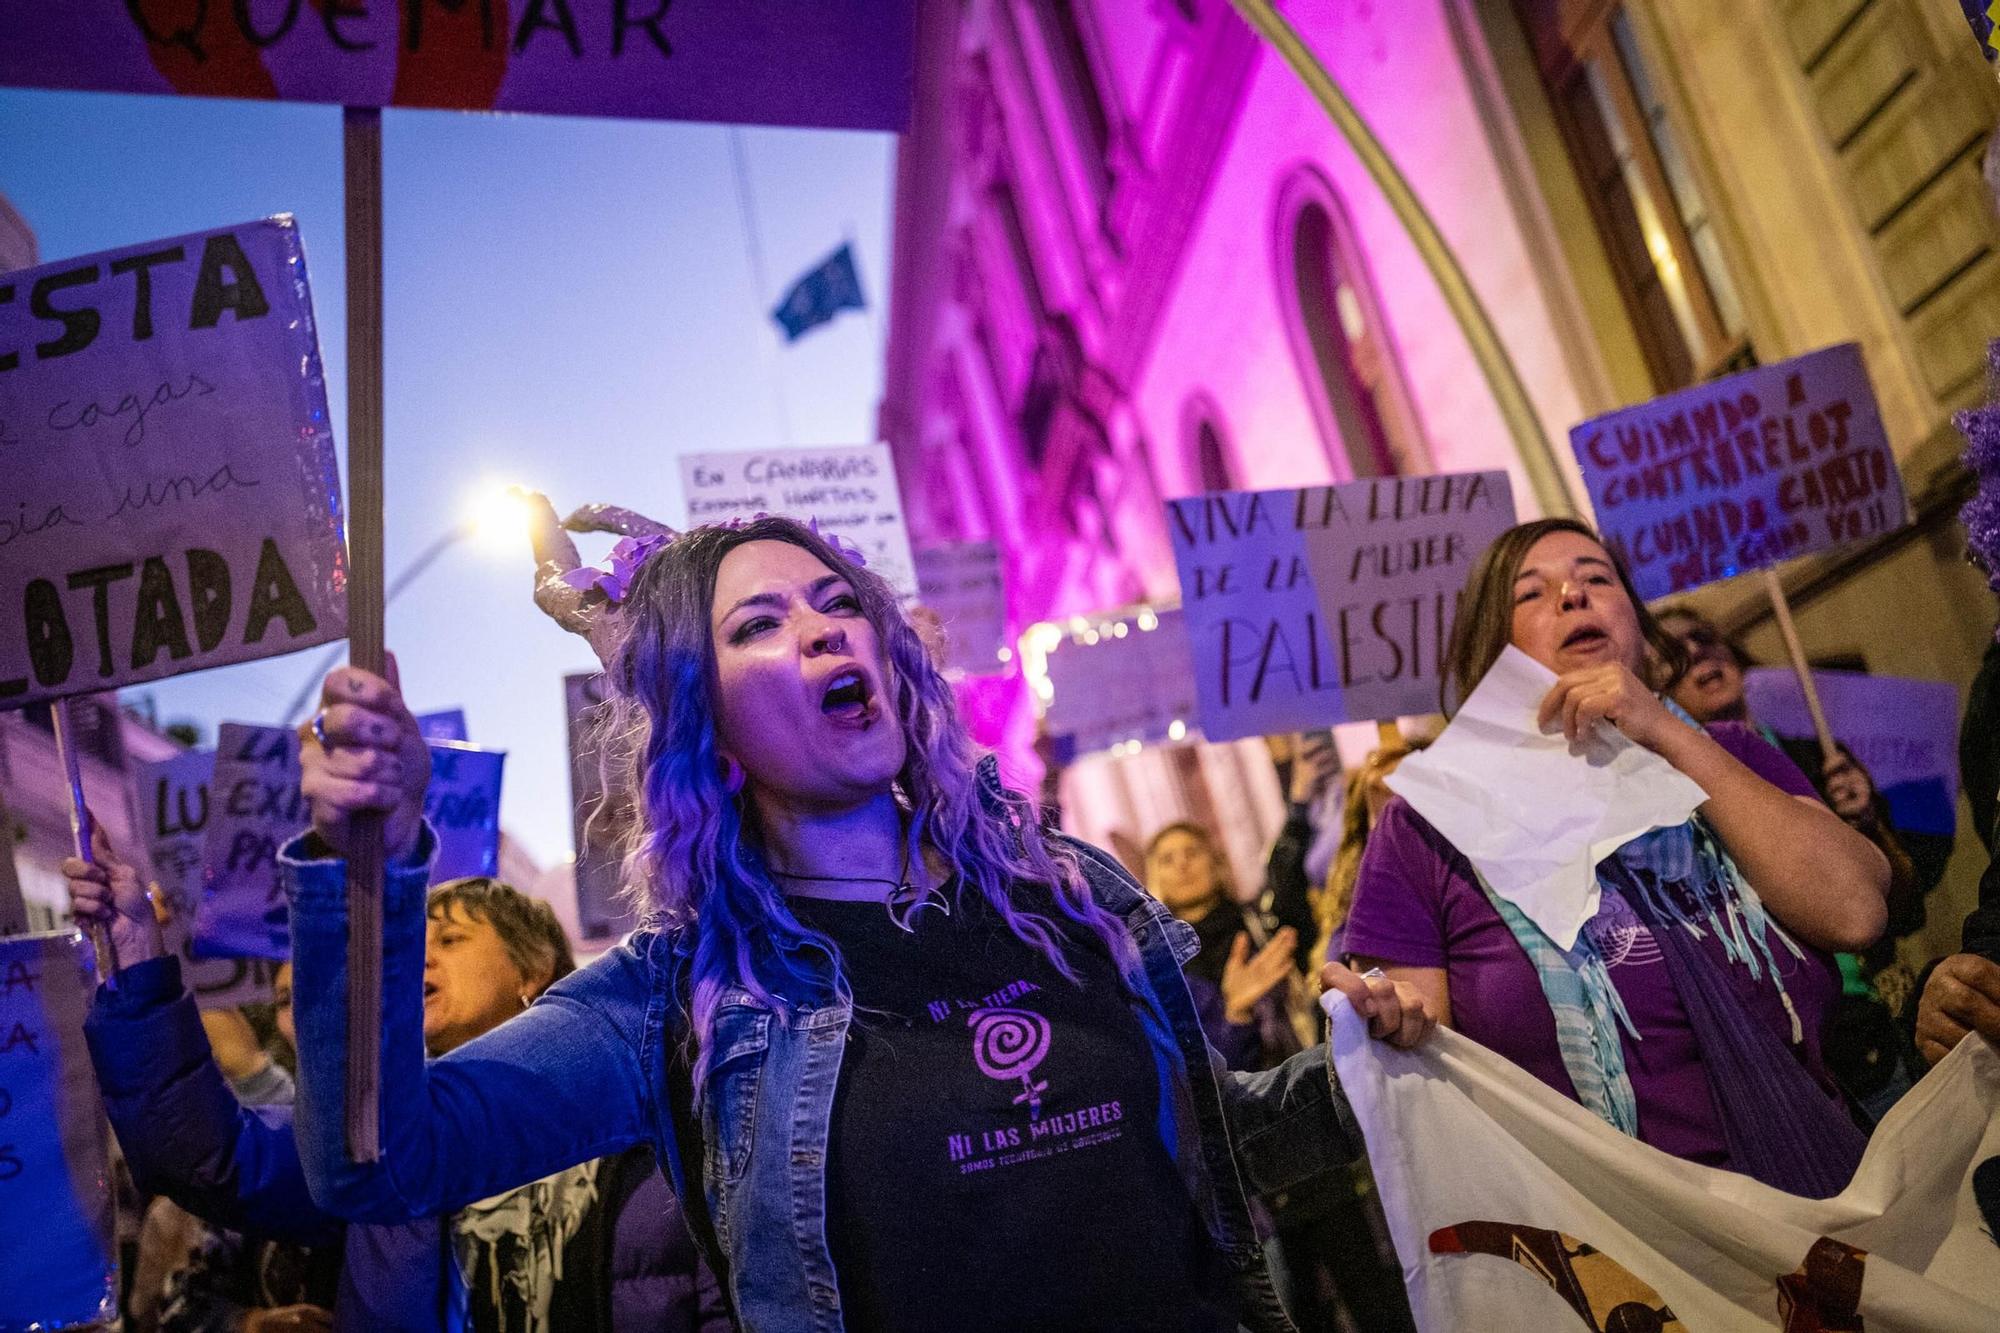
[1218,1043,1363,1196]
[82,954,341,1247]
[282,828,657,1224]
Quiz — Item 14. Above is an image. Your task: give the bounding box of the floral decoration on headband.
[806,517,869,569]
[559,531,673,606]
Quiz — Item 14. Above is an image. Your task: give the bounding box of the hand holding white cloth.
[1383,646,1707,950]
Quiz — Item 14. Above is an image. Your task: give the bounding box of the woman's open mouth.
[1561,625,1609,652]
[820,667,877,726]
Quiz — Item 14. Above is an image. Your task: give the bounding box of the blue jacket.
[282,825,1361,1333]
[83,955,454,1331]
[84,954,728,1332]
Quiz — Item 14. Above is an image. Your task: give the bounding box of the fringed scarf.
[1477,706,1867,1199]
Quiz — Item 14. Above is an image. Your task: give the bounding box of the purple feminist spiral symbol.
[968,1007,1052,1119]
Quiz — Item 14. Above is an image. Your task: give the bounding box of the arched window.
[1180,392,1236,492]
[1275,168,1429,480]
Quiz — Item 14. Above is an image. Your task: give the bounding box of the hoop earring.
[720,754,745,795]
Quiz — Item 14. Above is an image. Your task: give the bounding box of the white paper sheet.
[1384,646,1707,949]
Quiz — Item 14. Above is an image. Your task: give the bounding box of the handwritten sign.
[1743,668,1961,838]
[0,932,118,1330]
[425,742,505,882]
[565,672,636,941]
[1570,344,1907,600]
[0,3,916,132]
[0,219,348,711]
[914,542,1007,674]
[680,444,918,599]
[1042,610,1199,757]
[196,724,303,961]
[130,749,277,1008]
[1167,473,1516,741]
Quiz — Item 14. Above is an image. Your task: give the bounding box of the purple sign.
[1743,668,1960,838]
[0,4,915,132]
[565,671,636,940]
[1570,343,1907,600]
[131,748,279,1007]
[0,932,118,1331]
[417,709,469,743]
[1168,473,1516,741]
[425,741,505,882]
[0,218,347,711]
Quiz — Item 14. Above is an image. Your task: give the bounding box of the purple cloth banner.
[0,218,347,711]
[0,3,915,132]
[1167,472,1516,741]
[0,931,119,1330]
[1570,343,1907,600]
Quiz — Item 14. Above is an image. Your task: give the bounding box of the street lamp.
[279,485,532,725]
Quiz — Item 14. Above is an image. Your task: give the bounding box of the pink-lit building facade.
[881,1,2000,941]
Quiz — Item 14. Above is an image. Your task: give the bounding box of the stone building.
[880,0,2000,946]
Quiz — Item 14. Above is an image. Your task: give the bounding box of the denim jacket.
[283,826,1361,1333]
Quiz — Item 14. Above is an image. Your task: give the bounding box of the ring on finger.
[311,710,330,749]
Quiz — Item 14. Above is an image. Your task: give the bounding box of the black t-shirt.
[789,887,1235,1333]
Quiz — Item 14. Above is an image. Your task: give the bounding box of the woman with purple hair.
[277,506,1427,1331]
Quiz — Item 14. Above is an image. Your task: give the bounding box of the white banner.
[1327,996,2000,1330]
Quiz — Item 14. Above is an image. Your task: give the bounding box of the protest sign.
[0,932,119,1330]
[0,218,348,712]
[0,3,916,132]
[1327,996,2000,1331]
[197,724,304,961]
[1042,610,1199,756]
[1571,344,1906,600]
[1743,668,1960,837]
[1167,473,1515,741]
[914,541,1008,675]
[565,672,637,940]
[196,724,509,959]
[417,709,469,743]
[425,741,505,882]
[132,748,277,1007]
[0,799,24,937]
[680,444,918,598]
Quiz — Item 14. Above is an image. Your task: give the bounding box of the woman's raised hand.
[1537,663,1676,750]
[522,489,674,668]
[1221,928,1298,1025]
[60,821,165,970]
[1318,959,1439,1049]
[300,656,430,864]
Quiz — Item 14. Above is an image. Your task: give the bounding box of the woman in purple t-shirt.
[1329,519,1890,1198]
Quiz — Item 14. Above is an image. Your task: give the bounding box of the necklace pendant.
[885,881,949,933]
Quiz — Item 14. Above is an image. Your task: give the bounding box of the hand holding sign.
[522,489,676,669]
[60,821,164,972]
[300,660,430,865]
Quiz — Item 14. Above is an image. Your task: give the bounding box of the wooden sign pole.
[342,106,388,1164]
[51,698,118,986]
[1376,719,1402,749]
[1759,566,1838,768]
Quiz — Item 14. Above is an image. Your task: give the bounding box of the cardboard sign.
[196,724,509,959]
[680,444,918,598]
[0,3,916,132]
[1167,473,1517,741]
[1743,668,1961,838]
[425,741,505,882]
[0,932,119,1331]
[914,542,1007,675]
[1042,610,1199,757]
[0,218,348,711]
[131,748,278,1008]
[1571,343,1906,600]
[197,724,304,961]
[564,672,637,941]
